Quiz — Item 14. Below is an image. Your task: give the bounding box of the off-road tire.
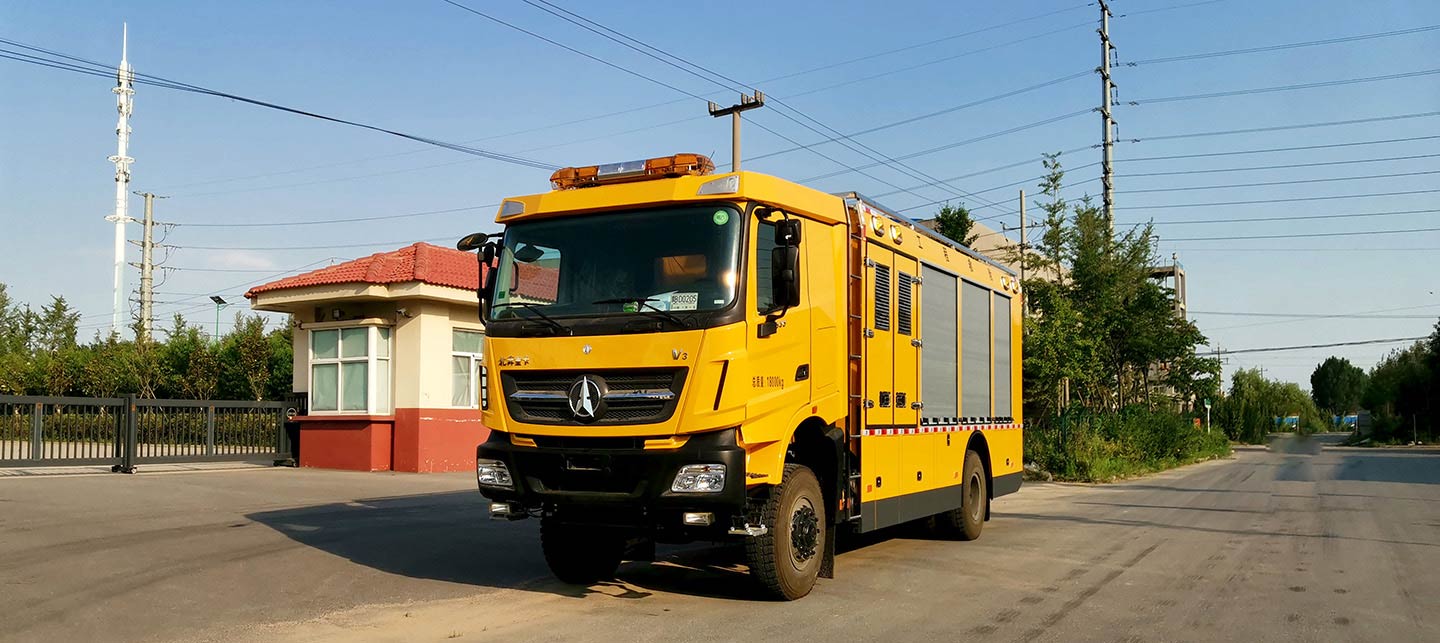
[936,449,986,541]
[540,517,624,585]
[745,463,826,600]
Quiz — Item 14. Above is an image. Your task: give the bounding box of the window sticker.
[712,210,730,226]
[669,292,699,311]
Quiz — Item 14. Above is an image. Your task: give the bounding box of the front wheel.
[935,449,987,541]
[745,463,826,600]
[540,517,624,585]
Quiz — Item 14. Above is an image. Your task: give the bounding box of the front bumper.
[475,428,748,512]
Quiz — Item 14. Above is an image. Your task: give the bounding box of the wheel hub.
[790,502,820,564]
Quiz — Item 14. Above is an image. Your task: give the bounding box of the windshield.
[489,204,742,323]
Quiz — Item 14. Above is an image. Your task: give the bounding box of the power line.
[1118,152,1440,178]
[746,70,1093,164]
[440,0,943,202]
[1124,135,1440,162]
[1119,169,1440,194]
[1176,246,1440,253]
[766,4,1093,83]
[152,7,1099,193]
[169,204,497,228]
[1115,0,1227,18]
[1118,187,1440,210]
[1219,336,1429,355]
[1196,312,1438,320]
[1129,68,1440,105]
[1128,110,1440,143]
[797,108,1097,183]
[1203,303,1440,331]
[516,0,1002,206]
[170,236,458,251]
[1121,207,1440,227]
[1126,24,1440,66]
[0,40,560,171]
[1165,226,1440,242]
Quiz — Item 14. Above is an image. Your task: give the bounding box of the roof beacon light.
[550,153,715,190]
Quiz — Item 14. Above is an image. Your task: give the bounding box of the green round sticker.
[712,210,730,225]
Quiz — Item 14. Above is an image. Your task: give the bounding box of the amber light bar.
[550,153,715,190]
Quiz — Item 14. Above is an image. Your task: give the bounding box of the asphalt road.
[1,435,1436,642]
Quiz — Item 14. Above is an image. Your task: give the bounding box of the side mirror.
[469,240,500,320]
[457,232,490,252]
[770,245,801,309]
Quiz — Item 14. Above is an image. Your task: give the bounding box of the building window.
[310,326,391,415]
[452,329,485,408]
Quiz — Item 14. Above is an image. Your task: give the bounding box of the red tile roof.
[245,242,483,298]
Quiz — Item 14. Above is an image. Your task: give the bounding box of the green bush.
[1025,406,1230,482]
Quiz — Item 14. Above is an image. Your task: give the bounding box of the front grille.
[502,368,686,426]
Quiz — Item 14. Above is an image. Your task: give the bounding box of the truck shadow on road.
[246,490,928,602]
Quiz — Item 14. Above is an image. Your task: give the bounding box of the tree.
[31,296,81,395]
[1310,356,1367,416]
[1035,152,1068,282]
[932,202,979,247]
[232,314,272,401]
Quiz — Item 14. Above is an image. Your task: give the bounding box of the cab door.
[744,212,812,431]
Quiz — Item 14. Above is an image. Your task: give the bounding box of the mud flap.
[818,526,836,579]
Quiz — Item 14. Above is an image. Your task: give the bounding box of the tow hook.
[727,521,769,536]
[489,502,528,521]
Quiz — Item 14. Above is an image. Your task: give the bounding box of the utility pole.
[105,24,136,335]
[132,191,166,338]
[1098,0,1117,228]
[708,91,765,172]
[1019,189,1027,307]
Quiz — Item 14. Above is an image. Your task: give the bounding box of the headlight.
[476,458,513,489]
[671,464,726,493]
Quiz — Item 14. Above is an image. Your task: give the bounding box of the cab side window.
[754,218,779,313]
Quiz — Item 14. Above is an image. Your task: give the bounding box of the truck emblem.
[568,376,602,419]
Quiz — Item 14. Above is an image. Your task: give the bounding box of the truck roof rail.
[836,191,1017,277]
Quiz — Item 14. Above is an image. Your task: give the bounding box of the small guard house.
[246,242,491,472]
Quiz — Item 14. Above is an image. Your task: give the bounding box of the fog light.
[476,458,513,489]
[671,464,726,493]
[490,502,512,517]
[683,512,715,526]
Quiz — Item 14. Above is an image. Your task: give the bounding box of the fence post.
[29,402,42,462]
[206,405,216,456]
[119,394,138,473]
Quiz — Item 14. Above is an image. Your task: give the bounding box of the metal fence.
[0,395,294,472]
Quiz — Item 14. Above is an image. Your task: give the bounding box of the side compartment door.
[892,254,931,496]
[864,243,894,429]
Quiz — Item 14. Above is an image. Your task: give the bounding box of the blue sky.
[1,0,1437,385]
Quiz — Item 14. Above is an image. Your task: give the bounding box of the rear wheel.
[745,463,826,600]
[936,449,986,541]
[540,516,624,585]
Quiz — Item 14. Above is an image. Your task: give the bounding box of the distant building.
[246,242,488,472]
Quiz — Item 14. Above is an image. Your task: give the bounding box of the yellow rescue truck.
[459,154,1022,600]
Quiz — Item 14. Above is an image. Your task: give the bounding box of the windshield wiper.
[591,297,691,329]
[493,302,571,335]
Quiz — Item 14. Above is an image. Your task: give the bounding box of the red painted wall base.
[392,408,489,473]
[293,416,395,471]
[292,409,487,473]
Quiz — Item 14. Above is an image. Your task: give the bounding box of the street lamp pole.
[210,296,228,344]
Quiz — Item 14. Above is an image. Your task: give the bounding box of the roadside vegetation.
[936,154,1225,482]
[1356,330,1439,443]
[0,282,292,400]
